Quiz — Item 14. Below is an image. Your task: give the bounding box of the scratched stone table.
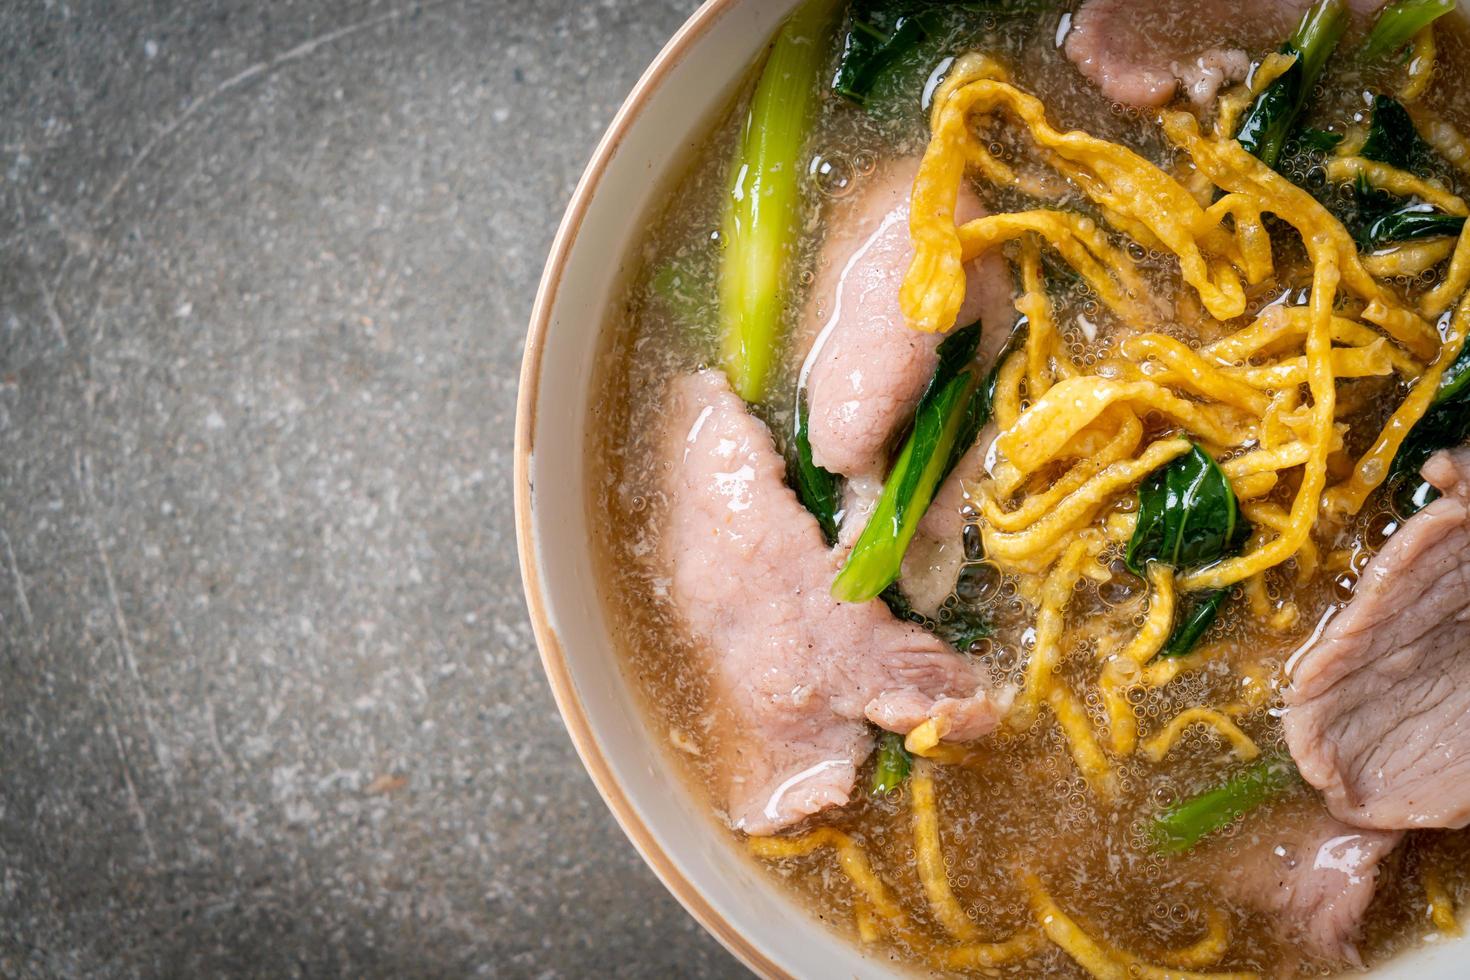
[0,1,747,976]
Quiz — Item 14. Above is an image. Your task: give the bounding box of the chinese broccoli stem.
[1235,0,1348,169]
[718,0,835,403]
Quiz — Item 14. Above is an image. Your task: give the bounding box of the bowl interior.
[516,1,1470,975]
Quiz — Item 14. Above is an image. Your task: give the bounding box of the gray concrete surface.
[0,1,747,976]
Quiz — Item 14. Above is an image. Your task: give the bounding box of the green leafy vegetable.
[833,13,931,105]
[834,1,1057,118]
[1157,590,1227,659]
[1348,96,1464,248]
[880,584,991,651]
[1152,755,1300,853]
[939,617,991,651]
[1360,205,1465,247]
[1363,209,1466,246]
[1361,0,1455,63]
[1235,0,1348,170]
[833,322,988,603]
[871,731,913,794]
[1359,95,1433,171]
[718,0,836,403]
[1295,128,1345,154]
[1436,336,1470,403]
[1389,340,1470,514]
[1125,445,1251,575]
[790,396,842,544]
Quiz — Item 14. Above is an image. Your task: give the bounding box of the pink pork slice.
[1216,803,1402,967]
[1064,0,1386,110]
[1284,447,1470,830]
[803,157,1013,479]
[662,369,1012,835]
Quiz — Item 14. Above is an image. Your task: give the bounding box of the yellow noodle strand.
[1222,442,1313,478]
[1242,499,1319,582]
[853,899,883,943]
[1020,871,1259,980]
[902,55,1015,333]
[911,760,978,940]
[1180,257,1339,591]
[1141,708,1261,762]
[1101,564,1175,755]
[1217,53,1296,139]
[1409,104,1470,178]
[1421,222,1470,318]
[1203,307,1420,377]
[984,439,1191,563]
[980,411,1142,531]
[1363,237,1459,279]
[1049,679,1118,798]
[1328,292,1470,514]
[1143,643,1229,688]
[916,76,1259,325]
[957,210,1155,325]
[929,930,1045,969]
[1326,156,1467,216]
[1233,471,1279,500]
[1226,342,1396,388]
[905,717,947,756]
[1124,333,1271,414]
[1162,111,1439,360]
[860,899,1042,965]
[1147,908,1233,970]
[969,81,1246,319]
[1241,573,1299,631]
[1018,234,1062,398]
[992,344,1029,432]
[1012,536,1097,729]
[1401,25,1437,103]
[996,378,1241,482]
[748,829,903,920]
[1205,193,1274,285]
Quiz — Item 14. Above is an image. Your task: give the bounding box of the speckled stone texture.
[0,1,746,976]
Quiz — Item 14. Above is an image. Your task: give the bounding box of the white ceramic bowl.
[514,2,1468,975]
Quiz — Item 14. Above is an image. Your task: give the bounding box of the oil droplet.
[1367,511,1399,546]
[810,154,855,198]
[958,561,1003,603]
[963,523,984,561]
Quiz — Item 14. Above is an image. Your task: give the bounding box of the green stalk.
[871,731,912,795]
[1235,0,1349,169]
[719,0,835,403]
[1361,0,1455,62]
[833,374,976,602]
[1157,590,1227,659]
[832,324,987,603]
[1152,755,1299,853]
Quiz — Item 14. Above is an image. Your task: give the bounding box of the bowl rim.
[513,0,790,976]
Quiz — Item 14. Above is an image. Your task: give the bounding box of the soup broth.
[589,2,1470,975]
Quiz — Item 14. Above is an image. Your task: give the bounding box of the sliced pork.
[661,370,1012,835]
[1216,802,1402,966]
[1064,0,1389,109]
[1284,447,1470,830]
[802,158,1013,479]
